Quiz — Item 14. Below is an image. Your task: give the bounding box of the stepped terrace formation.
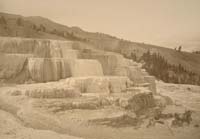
[0,37,178,139]
[0,37,156,94]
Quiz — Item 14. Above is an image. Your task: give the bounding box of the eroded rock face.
[0,36,157,96]
[28,58,73,82]
[0,53,31,79]
[80,50,155,87]
[28,58,104,82]
[64,76,132,94]
[0,37,35,54]
[33,40,78,58]
[0,37,74,56]
[0,38,107,82]
[0,37,79,82]
[33,41,62,58]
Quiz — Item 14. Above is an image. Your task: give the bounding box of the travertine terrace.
[0,37,156,94]
[1,37,191,139]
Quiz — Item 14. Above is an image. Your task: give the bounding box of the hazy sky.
[1,0,200,51]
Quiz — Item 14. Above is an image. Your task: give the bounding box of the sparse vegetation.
[38,24,46,32]
[193,51,200,54]
[130,52,137,61]
[50,28,88,41]
[31,24,37,30]
[178,46,182,52]
[137,50,200,85]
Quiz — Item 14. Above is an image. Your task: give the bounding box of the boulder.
[126,92,156,113]
[154,95,173,107]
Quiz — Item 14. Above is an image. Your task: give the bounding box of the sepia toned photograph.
[0,0,200,139]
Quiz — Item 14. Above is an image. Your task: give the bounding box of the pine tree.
[131,52,137,61]
[178,46,182,52]
[32,24,37,30]
[39,24,46,32]
[51,29,57,34]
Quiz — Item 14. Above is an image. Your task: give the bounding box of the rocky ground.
[0,81,200,139]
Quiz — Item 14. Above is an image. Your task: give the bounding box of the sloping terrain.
[0,12,200,75]
[149,47,200,75]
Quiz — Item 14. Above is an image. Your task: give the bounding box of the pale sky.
[1,0,200,51]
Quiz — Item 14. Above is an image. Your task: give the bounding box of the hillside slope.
[0,12,200,75]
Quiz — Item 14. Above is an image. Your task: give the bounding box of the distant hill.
[0,12,200,76]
